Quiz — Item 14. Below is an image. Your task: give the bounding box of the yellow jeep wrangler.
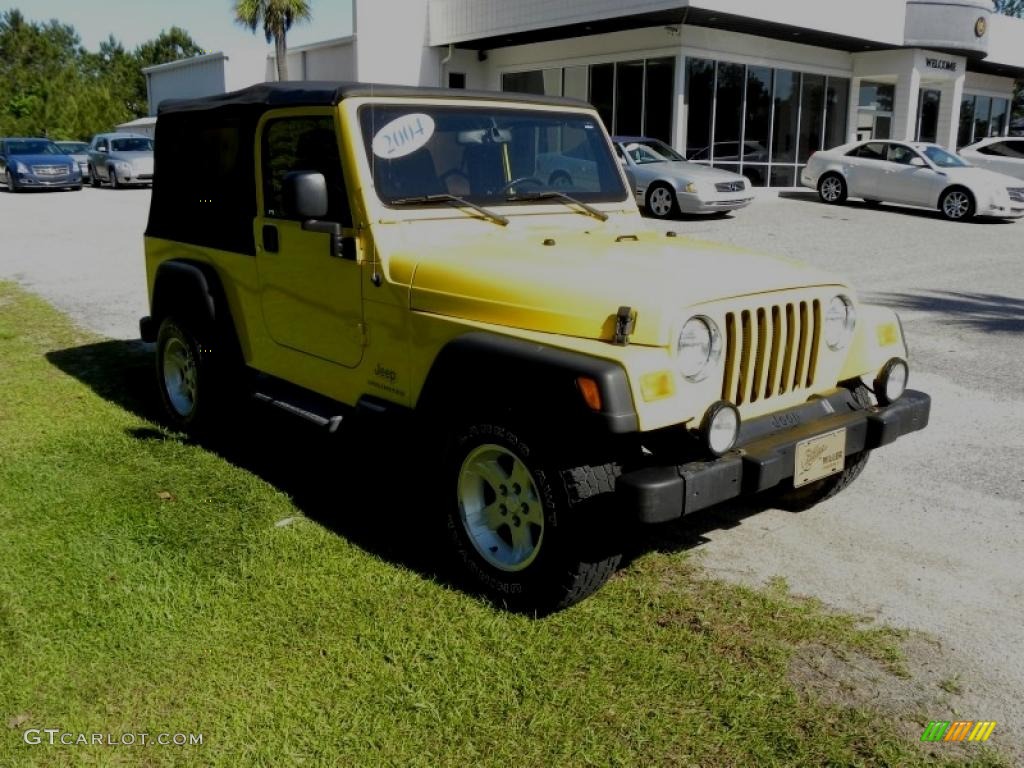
[141,82,930,612]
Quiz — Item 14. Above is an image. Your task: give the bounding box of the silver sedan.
[613,137,754,219]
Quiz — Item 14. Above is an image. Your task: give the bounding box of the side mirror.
[910,156,926,167]
[98,146,108,153]
[283,170,328,219]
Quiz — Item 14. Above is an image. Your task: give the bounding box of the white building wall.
[986,13,1024,70]
[355,0,437,85]
[430,0,905,47]
[144,54,228,116]
[266,37,356,81]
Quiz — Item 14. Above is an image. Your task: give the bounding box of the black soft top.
[158,81,588,116]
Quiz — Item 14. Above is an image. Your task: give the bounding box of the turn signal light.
[641,370,675,402]
[577,377,603,411]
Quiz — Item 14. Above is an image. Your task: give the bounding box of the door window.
[887,144,920,165]
[848,143,887,160]
[261,116,351,225]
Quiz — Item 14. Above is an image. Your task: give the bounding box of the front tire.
[447,422,622,613]
[939,187,974,221]
[89,167,100,188]
[5,170,18,193]
[109,167,120,190]
[645,182,679,219]
[817,173,847,204]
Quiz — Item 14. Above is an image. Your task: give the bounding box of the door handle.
[262,224,279,253]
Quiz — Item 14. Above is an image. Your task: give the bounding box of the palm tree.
[234,0,311,82]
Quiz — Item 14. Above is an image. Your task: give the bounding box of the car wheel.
[645,182,678,219]
[817,173,847,204]
[939,187,975,222]
[446,422,622,613]
[155,317,240,434]
[109,167,120,190]
[772,385,872,511]
[5,170,18,193]
[548,171,573,188]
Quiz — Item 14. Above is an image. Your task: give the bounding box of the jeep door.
[255,110,364,368]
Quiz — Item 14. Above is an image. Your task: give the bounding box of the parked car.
[959,137,1024,181]
[0,137,82,192]
[55,140,91,181]
[87,133,154,188]
[141,82,929,612]
[611,136,753,219]
[802,139,1024,222]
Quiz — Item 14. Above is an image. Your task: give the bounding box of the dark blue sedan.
[0,137,82,192]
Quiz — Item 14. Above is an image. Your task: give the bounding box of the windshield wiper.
[390,193,508,227]
[505,190,609,222]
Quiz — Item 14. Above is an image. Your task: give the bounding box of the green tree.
[233,0,311,82]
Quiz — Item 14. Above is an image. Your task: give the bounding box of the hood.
[9,154,76,168]
[384,224,842,346]
[945,165,1019,189]
[661,162,746,184]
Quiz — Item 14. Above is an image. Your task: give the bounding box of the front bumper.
[679,193,754,214]
[618,388,931,523]
[11,172,80,188]
[980,201,1024,219]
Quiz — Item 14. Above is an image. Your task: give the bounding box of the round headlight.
[677,316,721,382]
[824,295,856,350]
[874,358,908,405]
[701,401,740,456]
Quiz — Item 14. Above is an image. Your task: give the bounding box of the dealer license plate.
[793,428,846,488]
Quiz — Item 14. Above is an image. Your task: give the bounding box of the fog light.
[701,401,740,456]
[874,358,908,405]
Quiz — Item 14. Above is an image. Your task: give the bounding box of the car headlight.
[677,316,722,382]
[683,181,698,194]
[117,161,131,172]
[14,161,28,173]
[824,295,856,350]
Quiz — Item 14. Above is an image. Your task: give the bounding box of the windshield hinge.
[613,306,636,346]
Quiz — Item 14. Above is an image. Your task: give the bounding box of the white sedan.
[959,137,1024,181]
[802,140,1024,222]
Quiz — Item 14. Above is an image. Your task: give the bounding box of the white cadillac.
[959,136,1024,182]
[801,139,1024,222]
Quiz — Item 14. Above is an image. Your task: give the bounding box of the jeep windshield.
[359,105,629,207]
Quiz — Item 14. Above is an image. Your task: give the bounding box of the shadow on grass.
[778,191,1014,224]
[867,290,1024,334]
[46,340,775,607]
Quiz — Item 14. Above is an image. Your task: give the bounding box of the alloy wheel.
[820,177,843,202]
[648,186,675,217]
[943,190,970,219]
[457,443,545,572]
[162,336,198,417]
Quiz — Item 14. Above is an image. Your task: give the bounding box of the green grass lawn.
[0,282,1004,767]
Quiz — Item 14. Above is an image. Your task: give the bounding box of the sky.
[4,0,353,76]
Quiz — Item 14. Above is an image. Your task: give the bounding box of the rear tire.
[772,385,872,511]
[446,422,622,613]
[89,167,100,188]
[155,317,239,435]
[817,173,847,204]
[109,167,120,190]
[5,170,18,193]
[939,186,975,221]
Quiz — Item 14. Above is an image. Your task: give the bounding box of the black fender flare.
[143,261,240,364]
[416,332,639,435]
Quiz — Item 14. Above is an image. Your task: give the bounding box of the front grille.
[721,300,822,406]
[1008,187,1024,203]
[32,165,67,176]
[715,181,745,193]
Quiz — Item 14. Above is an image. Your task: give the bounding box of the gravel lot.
[2,186,1022,754]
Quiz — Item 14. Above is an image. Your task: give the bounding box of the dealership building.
[147,0,1024,187]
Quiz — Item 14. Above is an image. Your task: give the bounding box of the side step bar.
[253,391,344,433]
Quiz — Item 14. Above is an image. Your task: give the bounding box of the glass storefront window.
[857,81,894,140]
[973,96,992,146]
[743,66,771,185]
[714,62,744,160]
[917,89,940,143]
[799,74,825,161]
[501,69,561,97]
[686,58,715,161]
[958,95,976,147]
[588,63,615,132]
[644,58,675,143]
[824,78,850,149]
[771,70,799,164]
[989,98,1009,138]
[615,60,644,137]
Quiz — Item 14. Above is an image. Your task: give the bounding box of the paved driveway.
[2,187,1022,753]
